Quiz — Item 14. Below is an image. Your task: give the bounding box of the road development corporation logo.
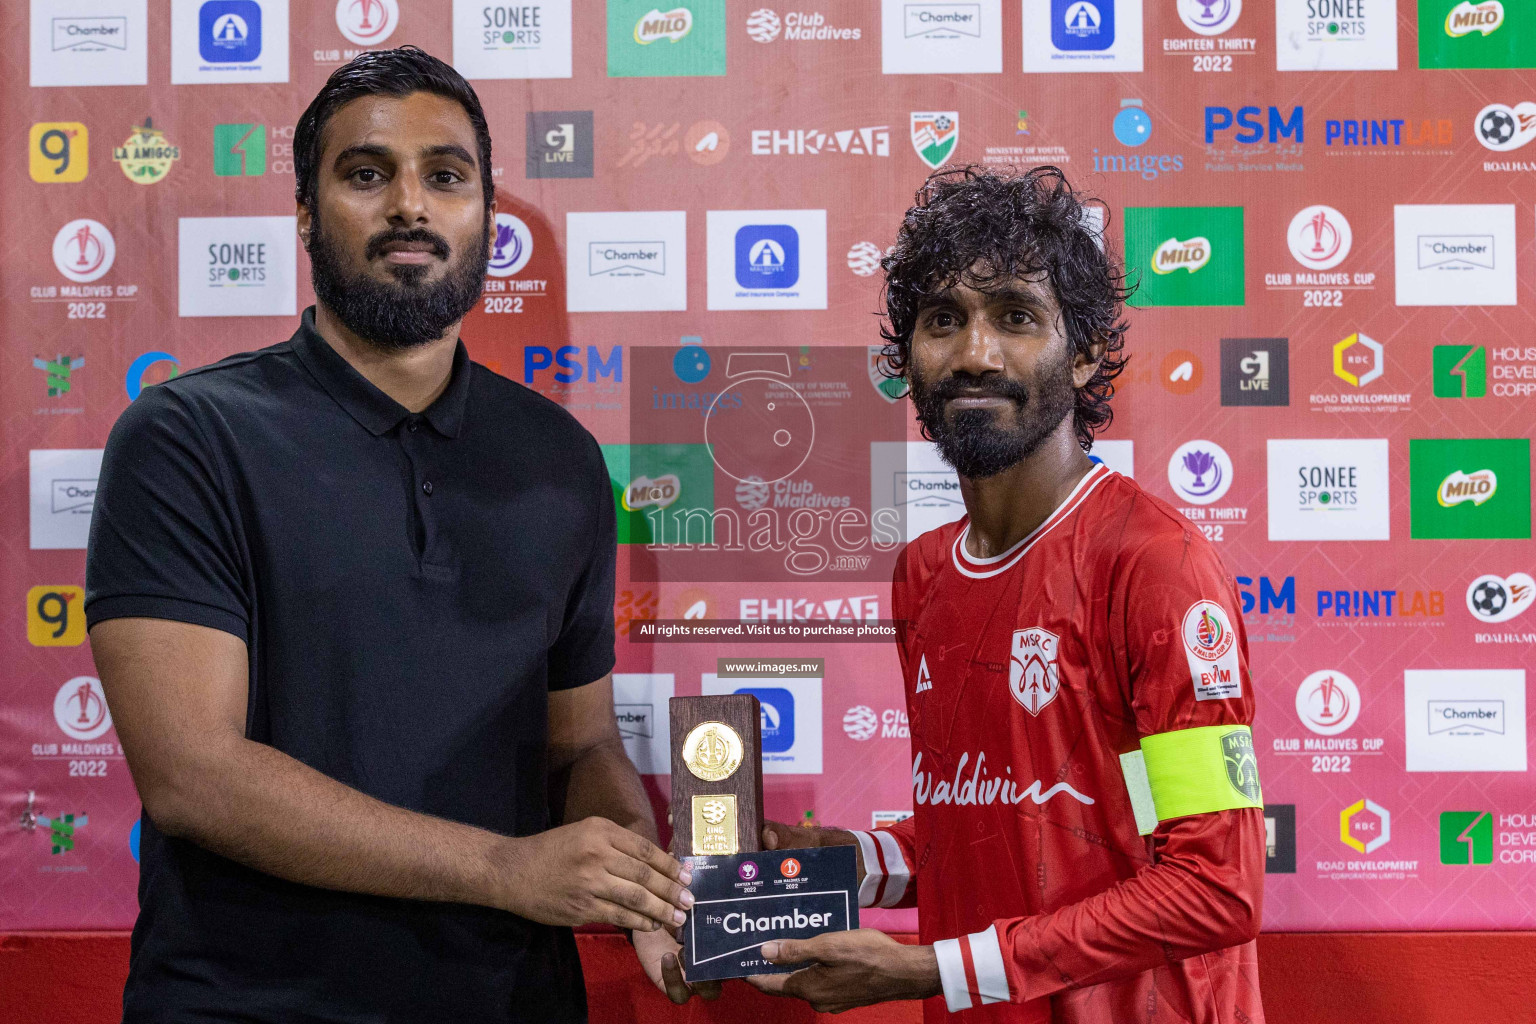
[52,220,116,283]
[910,112,958,169]
[1287,205,1351,271]
[1466,573,1534,624]
[1340,799,1390,854]
[487,213,534,277]
[1475,101,1536,151]
[54,676,112,741]
[1405,669,1527,772]
[1296,669,1360,736]
[1009,627,1060,716]
[1181,600,1242,700]
[335,0,399,46]
[452,0,574,79]
[1177,0,1240,36]
[1332,332,1382,388]
[1167,439,1233,505]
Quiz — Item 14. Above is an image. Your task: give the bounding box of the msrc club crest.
[1009,627,1060,716]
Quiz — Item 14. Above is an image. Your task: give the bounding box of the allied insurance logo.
[52,219,116,283]
[200,0,264,64]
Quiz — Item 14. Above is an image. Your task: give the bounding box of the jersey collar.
[950,463,1112,579]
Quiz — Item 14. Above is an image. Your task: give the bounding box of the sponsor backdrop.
[3,0,1534,937]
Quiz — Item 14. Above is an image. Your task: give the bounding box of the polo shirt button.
[408,420,419,432]
[422,480,434,496]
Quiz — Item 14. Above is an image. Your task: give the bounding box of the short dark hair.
[294,45,494,213]
[879,165,1132,451]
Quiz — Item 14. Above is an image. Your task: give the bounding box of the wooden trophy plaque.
[669,695,765,859]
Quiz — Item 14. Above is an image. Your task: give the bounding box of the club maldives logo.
[1008,627,1060,716]
[1296,669,1360,735]
[1167,439,1234,505]
[487,213,534,278]
[1439,469,1497,507]
[1152,236,1210,274]
[636,7,692,43]
[1446,1,1503,37]
[1475,101,1536,151]
[847,242,884,277]
[1466,572,1534,624]
[336,0,399,46]
[910,112,958,169]
[1177,0,1241,36]
[1287,205,1351,271]
[52,219,116,283]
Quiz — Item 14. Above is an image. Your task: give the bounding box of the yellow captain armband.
[1118,725,1262,836]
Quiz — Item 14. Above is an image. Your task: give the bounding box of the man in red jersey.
[748,166,1266,1022]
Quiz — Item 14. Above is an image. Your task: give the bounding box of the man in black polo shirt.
[86,47,712,1022]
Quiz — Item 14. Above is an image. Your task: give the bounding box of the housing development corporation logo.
[1440,811,1493,865]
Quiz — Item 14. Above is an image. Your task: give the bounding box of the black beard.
[909,356,1077,479]
[306,212,489,351]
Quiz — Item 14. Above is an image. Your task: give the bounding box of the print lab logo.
[1287,205,1351,271]
[1167,440,1233,505]
[1296,669,1360,736]
[1340,799,1390,854]
[1466,573,1534,624]
[1475,101,1536,151]
[1220,338,1289,406]
[1009,627,1060,716]
[335,0,399,46]
[52,219,115,284]
[54,676,112,742]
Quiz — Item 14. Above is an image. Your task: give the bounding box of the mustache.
[364,227,452,262]
[925,374,1031,405]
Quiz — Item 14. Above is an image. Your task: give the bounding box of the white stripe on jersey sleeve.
[970,924,1011,1004]
[933,937,973,1012]
[872,828,910,907]
[850,830,883,909]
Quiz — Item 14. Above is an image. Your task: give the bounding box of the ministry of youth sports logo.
[1009,627,1060,716]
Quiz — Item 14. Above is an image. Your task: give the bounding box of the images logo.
[735,225,799,290]
[1466,573,1534,624]
[488,213,535,277]
[1409,438,1530,539]
[214,124,266,176]
[1431,345,1486,397]
[1112,98,1152,145]
[53,676,112,741]
[1151,236,1209,274]
[1287,205,1351,271]
[1167,439,1233,505]
[1053,0,1113,51]
[112,118,179,185]
[910,111,959,169]
[27,586,86,647]
[1475,101,1536,150]
[1332,332,1382,388]
[1220,338,1289,406]
[52,219,115,283]
[30,123,89,183]
[1440,811,1493,864]
[33,355,85,398]
[200,0,263,63]
[336,0,399,46]
[1296,669,1360,736]
[1125,207,1244,307]
[1340,799,1390,854]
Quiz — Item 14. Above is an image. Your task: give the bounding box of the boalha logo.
[208,239,267,285]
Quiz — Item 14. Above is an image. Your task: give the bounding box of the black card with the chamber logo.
[681,846,859,982]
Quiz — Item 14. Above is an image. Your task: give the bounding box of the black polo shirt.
[86,307,616,1023]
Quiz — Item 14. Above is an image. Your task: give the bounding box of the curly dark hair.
[879,165,1132,450]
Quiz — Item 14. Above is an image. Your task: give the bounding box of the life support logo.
[1182,601,1235,662]
[1008,627,1060,716]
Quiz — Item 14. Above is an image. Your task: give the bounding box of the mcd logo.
[524,345,623,384]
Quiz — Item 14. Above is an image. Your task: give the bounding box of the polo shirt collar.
[291,306,471,439]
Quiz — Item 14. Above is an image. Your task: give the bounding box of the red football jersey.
[852,464,1266,1023]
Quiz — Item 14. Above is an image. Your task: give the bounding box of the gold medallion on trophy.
[682,721,744,782]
